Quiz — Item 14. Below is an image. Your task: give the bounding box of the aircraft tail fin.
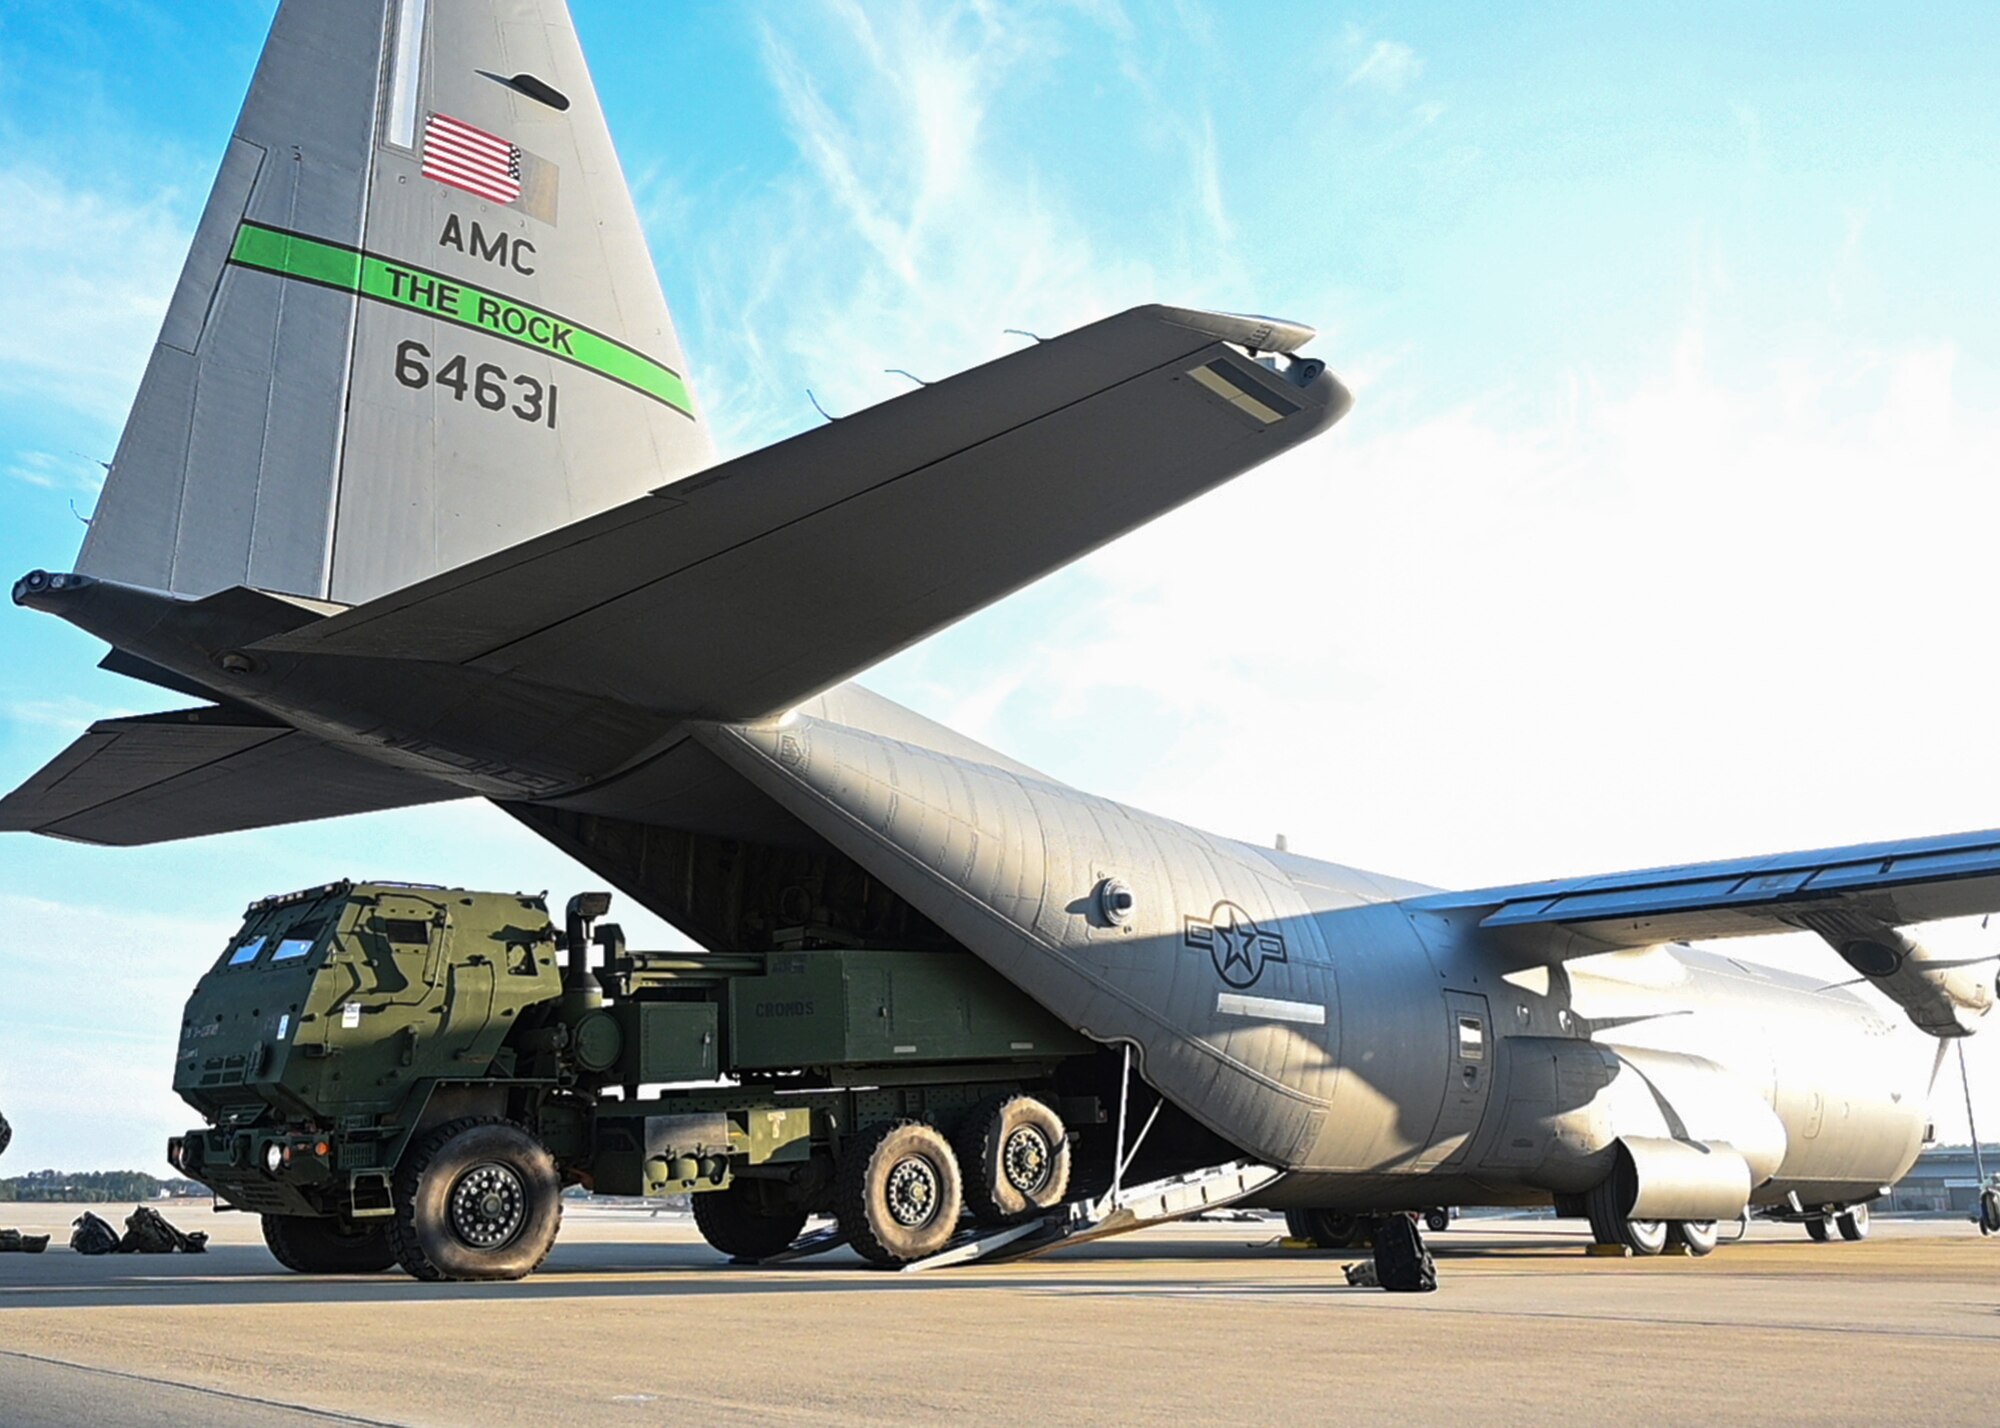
[77,0,712,608]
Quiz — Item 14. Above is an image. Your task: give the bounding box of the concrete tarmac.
[1,1204,1996,1426]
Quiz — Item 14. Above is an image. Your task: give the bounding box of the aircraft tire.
[1835,1204,1870,1242]
[1584,1169,1666,1255]
[690,1182,808,1261]
[260,1213,396,1274]
[1423,1208,1451,1234]
[0,1109,11,1160]
[1804,1216,1830,1242]
[1667,1220,1718,1257]
[836,1120,963,1267]
[389,1117,562,1282]
[1979,1188,2000,1235]
[1288,1209,1370,1249]
[954,1094,1070,1226]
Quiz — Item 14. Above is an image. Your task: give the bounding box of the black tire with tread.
[1804,1215,1830,1242]
[389,1116,562,1282]
[1423,1207,1451,1234]
[954,1094,1071,1226]
[691,1182,808,1261]
[261,1214,396,1274]
[1287,1208,1370,1249]
[1835,1204,1870,1242]
[1584,1162,1666,1256]
[836,1120,963,1267]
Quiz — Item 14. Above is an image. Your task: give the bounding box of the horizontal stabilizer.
[0,706,460,846]
[1411,827,2000,947]
[251,305,1348,722]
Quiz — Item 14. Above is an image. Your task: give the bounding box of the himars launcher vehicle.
[6,0,1998,1279]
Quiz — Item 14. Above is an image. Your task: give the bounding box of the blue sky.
[2,1,1997,1169]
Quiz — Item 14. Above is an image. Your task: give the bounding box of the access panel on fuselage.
[1412,990,1493,1169]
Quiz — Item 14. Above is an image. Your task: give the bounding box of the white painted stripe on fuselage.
[1215,992,1326,1025]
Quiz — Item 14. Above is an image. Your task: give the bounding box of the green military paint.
[226,221,692,416]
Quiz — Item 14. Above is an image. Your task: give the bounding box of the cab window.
[226,935,267,967]
[272,920,328,962]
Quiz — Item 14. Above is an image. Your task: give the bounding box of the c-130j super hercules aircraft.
[6,0,1998,1270]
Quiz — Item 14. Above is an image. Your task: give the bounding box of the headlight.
[263,1141,284,1175]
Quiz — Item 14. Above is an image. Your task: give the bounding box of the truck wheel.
[261,1214,396,1274]
[1835,1204,1870,1242]
[389,1117,562,1282]
[955,1094,1070,1226]
[836,1120,963,1267]
[691,1183,808,1260]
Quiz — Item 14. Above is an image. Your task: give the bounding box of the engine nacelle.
[1807,914,1994,1038]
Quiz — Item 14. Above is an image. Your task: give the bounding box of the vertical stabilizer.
[78,0,713,606]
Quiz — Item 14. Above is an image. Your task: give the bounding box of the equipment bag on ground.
[1371,1213,1438,1293]
[70,1211,121,1255]
[122,1205,208,1254]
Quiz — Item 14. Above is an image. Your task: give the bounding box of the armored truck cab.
[170,881,1113,1280]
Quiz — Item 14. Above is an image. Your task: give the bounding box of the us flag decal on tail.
[421,112,522,206]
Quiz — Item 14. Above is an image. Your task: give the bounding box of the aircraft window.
[227,936,267,966]
[1457,1015,1485,1060]
[382,918,431,944]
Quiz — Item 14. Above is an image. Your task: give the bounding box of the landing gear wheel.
[691,1182,808,1261]
[1667,1220,1718,1257]
[954,1095,1070,1226]
[1423,1208,1452,1234]
[1585,1165,1666,1256]
[1835,1203,1870,1242]
[836,1120,963,1267]
[389,1117,562,1282]
[1804,1215,1829,1242]
[260,1214,396,1274]
[1285,1209,1371,1249]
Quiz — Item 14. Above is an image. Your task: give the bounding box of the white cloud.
[668,0,1207,457]
[1345,38,1423,95]
[0,166,190,430]
[0,894,237,1172]
[5,449,107,493]
[3,693,143,733]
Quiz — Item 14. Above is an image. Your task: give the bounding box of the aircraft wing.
[250,305,1347,722]
[1408,827,2000,947]
[0,707,460,846]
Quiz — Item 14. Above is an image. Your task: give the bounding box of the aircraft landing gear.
[1804,1215,1830,1242]
[1666,1220,1718,1256]
[1584,1172,1667,1255]
[1834,1203,1870,1242]
[1285,1208,1372,1249]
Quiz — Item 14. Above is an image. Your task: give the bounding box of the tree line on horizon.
[0,1169,207,1202]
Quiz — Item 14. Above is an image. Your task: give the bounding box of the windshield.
[225,935,267,967]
